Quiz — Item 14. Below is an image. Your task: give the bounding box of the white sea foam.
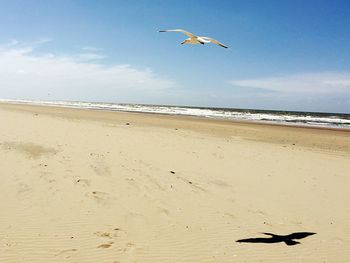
[1,99,349,129]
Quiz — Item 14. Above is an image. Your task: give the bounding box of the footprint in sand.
[123,242,136,253]
[54,248,77,258]
[125,178,140,191]
[17,183,31,195]
[157,207,170,218]
[89,153,112,176]
[94,229,144,253]
[143,174,165,191]
[39,172,57,186]
[94,230,120,249]
[90,163,111,176]
[95,232,113,238]
[98,242,114,248]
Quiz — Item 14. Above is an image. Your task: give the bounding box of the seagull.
[159,29,228,49]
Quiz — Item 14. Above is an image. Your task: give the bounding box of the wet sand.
[1,102,350,262]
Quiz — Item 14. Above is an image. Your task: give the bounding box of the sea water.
[2,99,350,129]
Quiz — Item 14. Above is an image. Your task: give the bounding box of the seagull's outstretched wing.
[201,37,228,48]
[158,29,196,38]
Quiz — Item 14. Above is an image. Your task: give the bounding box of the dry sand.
[0,102,349,262]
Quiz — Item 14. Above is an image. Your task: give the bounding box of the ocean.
[1,99,350,129]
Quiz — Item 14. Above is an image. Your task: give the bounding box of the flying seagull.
[159,29,228,49]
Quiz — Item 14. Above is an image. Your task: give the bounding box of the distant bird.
[158,29,228,49]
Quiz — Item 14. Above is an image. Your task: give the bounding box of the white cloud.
[4,39,19,47]
[1,38,53,49]
[78,52,106,61]
[230,72,350,94]
[0,42,174,102]
[81,46,102,52]
[33,37,53,45]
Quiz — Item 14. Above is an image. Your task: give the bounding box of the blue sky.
[0,0,350,113]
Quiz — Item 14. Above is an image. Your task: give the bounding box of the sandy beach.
[0,102,349,262]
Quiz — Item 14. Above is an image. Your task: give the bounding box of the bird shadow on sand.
[236,232,316,246]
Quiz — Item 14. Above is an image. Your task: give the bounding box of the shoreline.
[1,100,349,131]
[1,101,350,132]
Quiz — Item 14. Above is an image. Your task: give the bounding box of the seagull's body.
[159,29,228,48]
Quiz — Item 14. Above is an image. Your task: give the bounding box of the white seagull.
[159,29,228,49]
